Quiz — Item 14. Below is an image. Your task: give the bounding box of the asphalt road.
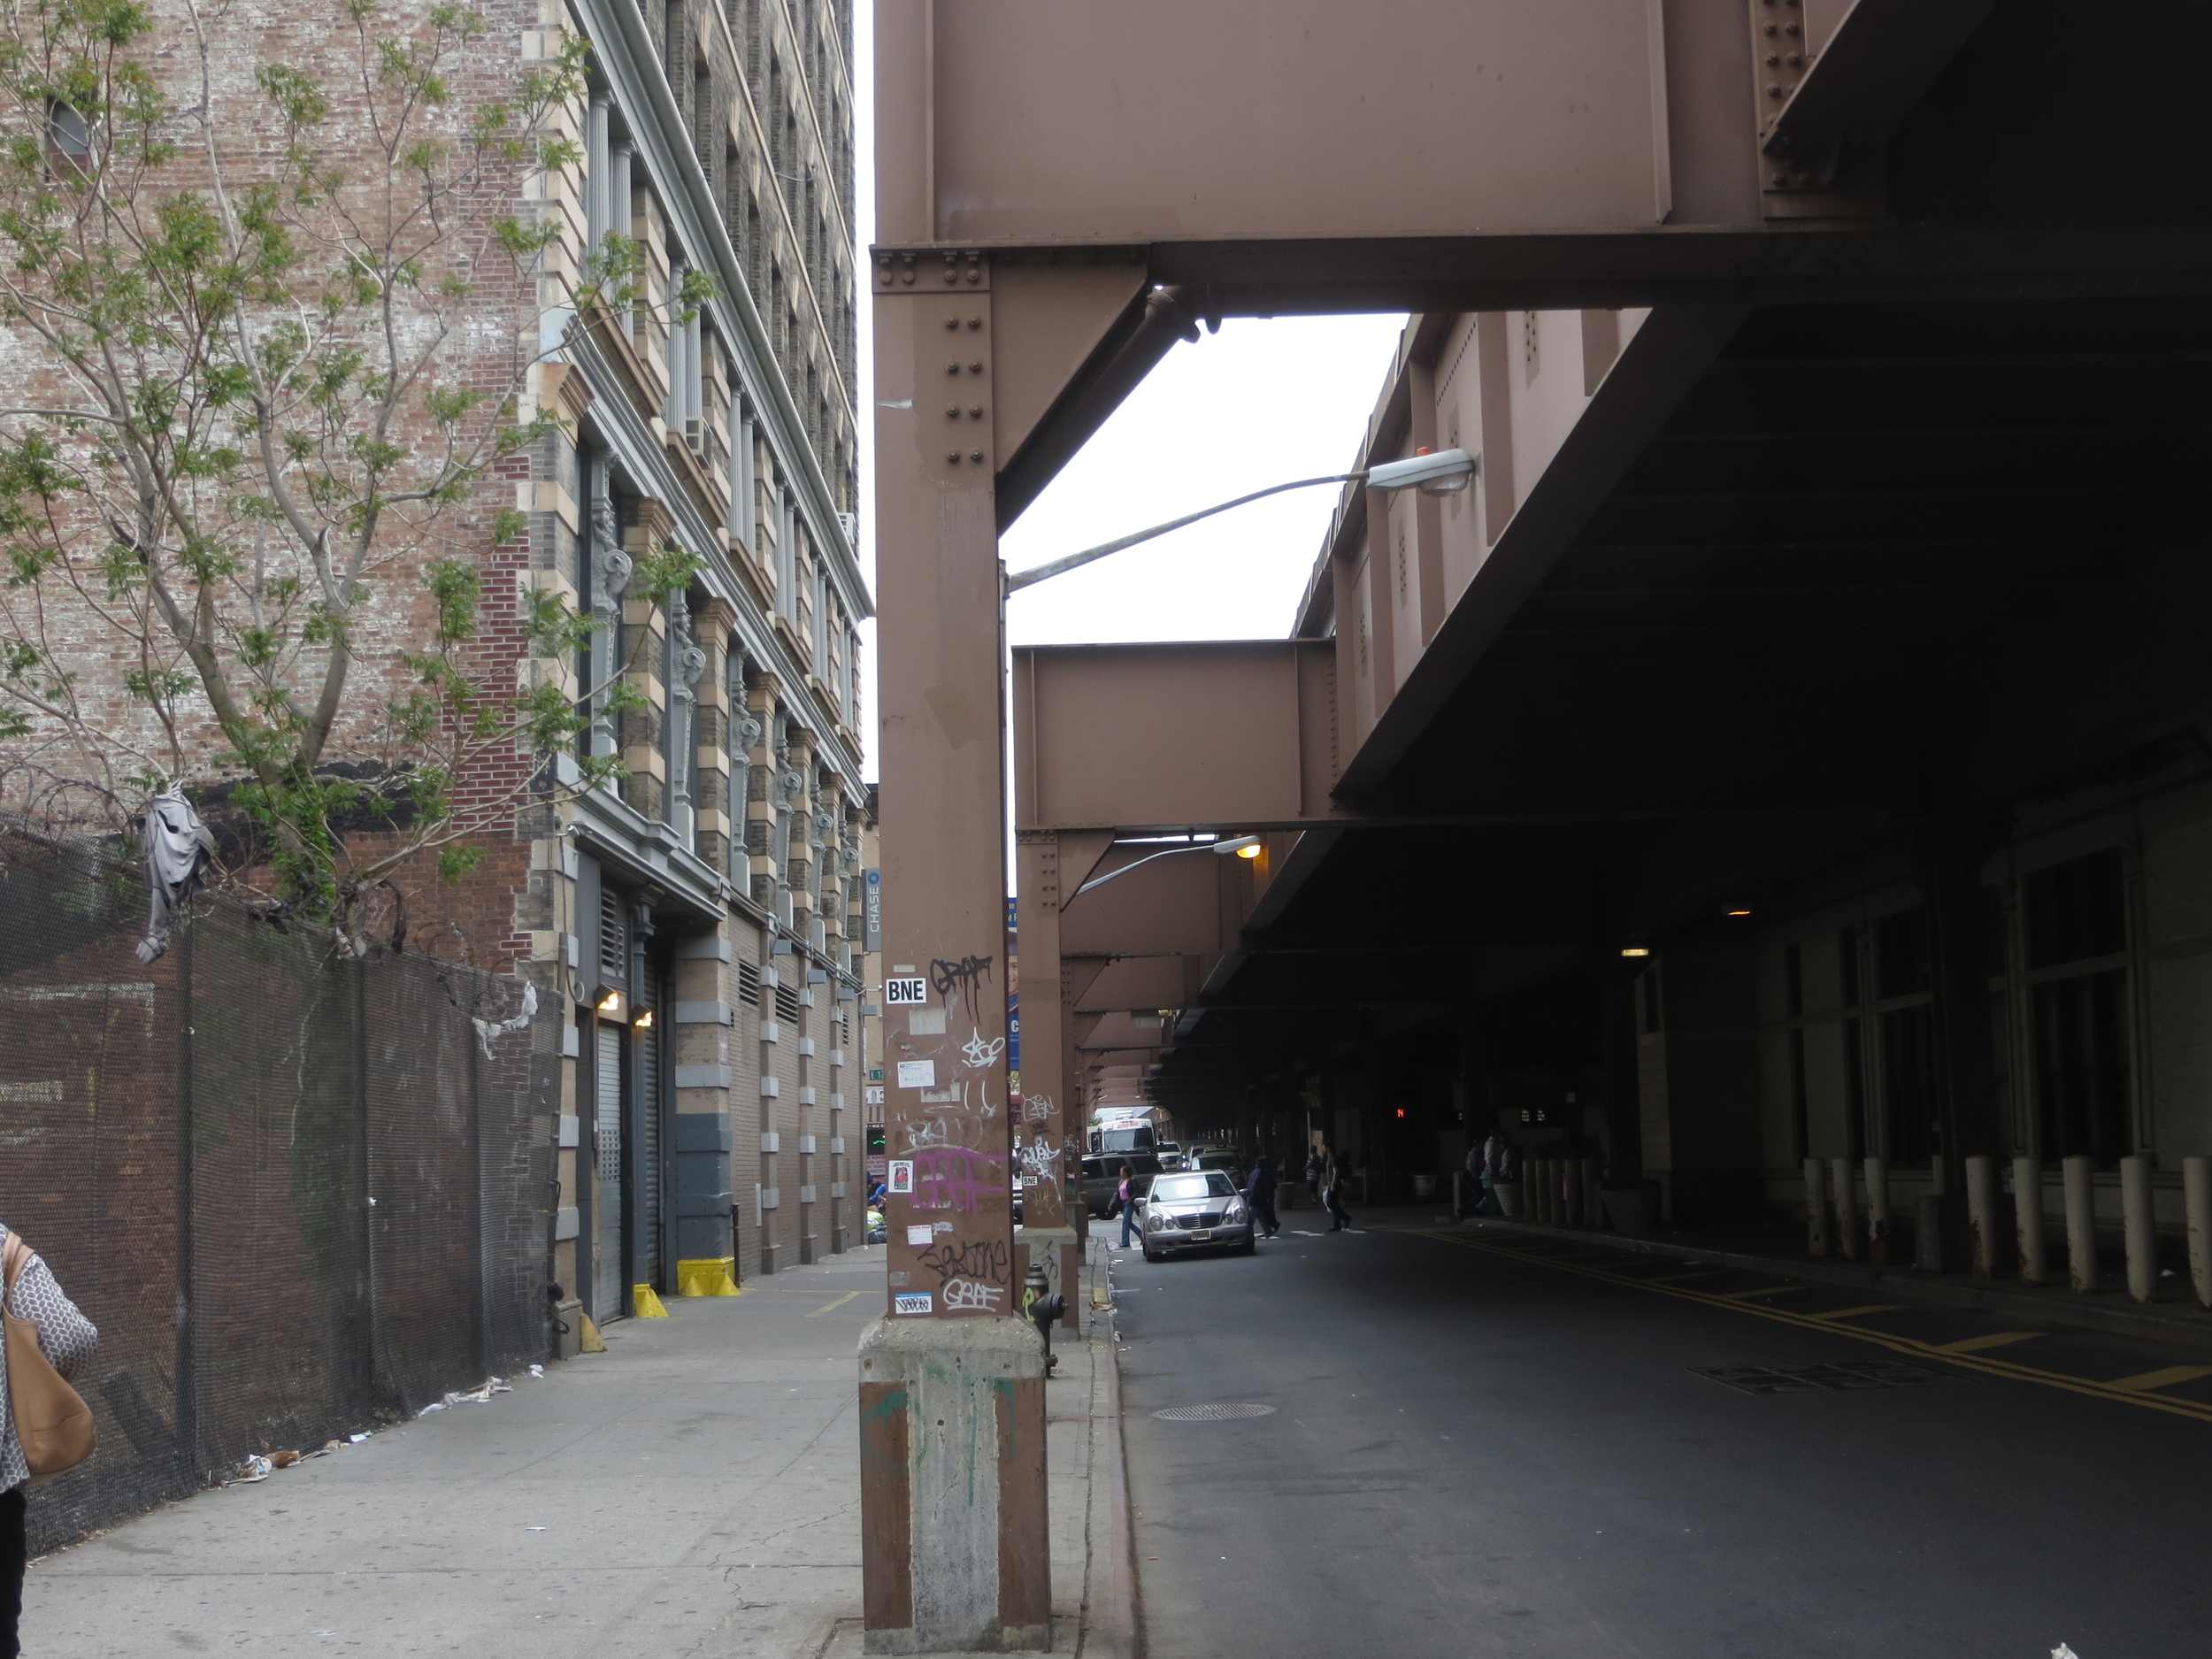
[1111,1209,2212,1659]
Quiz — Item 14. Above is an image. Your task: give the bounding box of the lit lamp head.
[1366,447,1477,497]
[1210,835,1263,858]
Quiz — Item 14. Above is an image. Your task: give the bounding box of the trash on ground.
[528,1363,544,1379]
[269,1450,302,1469]
[233,1454,273,1484]
[348,1432,370,1443]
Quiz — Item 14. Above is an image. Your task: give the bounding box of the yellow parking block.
[2103,1364,2212,1394]
[1930,1331,2043,1355]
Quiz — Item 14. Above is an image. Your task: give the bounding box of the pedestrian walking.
[1246,1156,1279,1239]
[1115,1164,1140,1249]
[1303,1146,1324,1207]
[1455,1137,1484,1218]
[2,1221,98,1658]
[1323,1145,1355,1232]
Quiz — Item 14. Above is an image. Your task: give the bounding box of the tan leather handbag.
[2,1233,96,1480]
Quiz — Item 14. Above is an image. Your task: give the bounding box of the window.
[1783,943,1808,1160]
[2033,974,2131,1165]
[598,889,627,979]
[48,101,88,166]
[2023,850,2131,1165]
[1874,908,1935,1166]
[2024,849,2125,970]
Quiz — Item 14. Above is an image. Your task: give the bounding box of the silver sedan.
[1140,1171,1256,1261]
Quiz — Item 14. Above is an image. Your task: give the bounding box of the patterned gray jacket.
[0,1222,100,1492]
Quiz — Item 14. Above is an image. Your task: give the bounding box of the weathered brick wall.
[0,0,572,964]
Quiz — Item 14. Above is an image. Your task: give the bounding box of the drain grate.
[1152,1402,1279,1422]
[1694,1360,1965,1395]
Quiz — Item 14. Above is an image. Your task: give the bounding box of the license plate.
[1190,1228,1213,1241]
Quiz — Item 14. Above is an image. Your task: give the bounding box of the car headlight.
[1145,1210,1164,1231]
[1225,1202,1247,1222]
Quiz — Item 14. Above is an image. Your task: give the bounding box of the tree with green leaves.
[0,0,701,934]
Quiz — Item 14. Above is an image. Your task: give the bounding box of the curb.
[1452,1217,2212,1356]
[1076,1237,1139,1659]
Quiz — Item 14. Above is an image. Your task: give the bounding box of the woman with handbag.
[1,1223,98,1658]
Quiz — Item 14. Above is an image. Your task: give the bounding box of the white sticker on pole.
[896,1059,936,1089]
[886,977,929,1006]
[887,1160,913,1194]
[905,1225,934,1247]
[894,1292,932,1316]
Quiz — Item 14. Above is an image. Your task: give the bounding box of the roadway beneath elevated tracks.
[1111,1210,2212,1658]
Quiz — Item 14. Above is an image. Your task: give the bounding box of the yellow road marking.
[1642,1271,1717,1285]
[1930,1332,2045,1355]
[1714,1284,1821,1302]
[804,1291,861,1317]
[2104,1364,2212,1393]
[1412,1230,2212,1426]
[1808,1305,1906,1322]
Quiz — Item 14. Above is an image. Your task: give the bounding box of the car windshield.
[1150,1172,1237,1202]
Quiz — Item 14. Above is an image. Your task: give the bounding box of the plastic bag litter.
[234,1454,273,1484]
[2053,1647,2079,1659]
[528,1364,544,1379]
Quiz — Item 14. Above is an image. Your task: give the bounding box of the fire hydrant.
[1023,1261,1067,1374]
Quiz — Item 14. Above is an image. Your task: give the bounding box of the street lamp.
[1005,449,1477,594]
[1070,834,1262,899]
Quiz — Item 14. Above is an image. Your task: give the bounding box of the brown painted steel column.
[858,252,1048,1653]
[1013,831,1108,1330]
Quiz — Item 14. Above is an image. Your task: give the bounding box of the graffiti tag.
[917,1236,1010,1287]
[942,1279,1005,1312]
[960,1028,1007,1071]
[930,955,995,1023]
[910,1148,1008,1213]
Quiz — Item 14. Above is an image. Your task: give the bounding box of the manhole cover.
[1693,1361,1964,1396]
[1152,1403,1279,1422]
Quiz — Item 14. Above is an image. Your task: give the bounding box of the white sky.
[848,12,1406,783]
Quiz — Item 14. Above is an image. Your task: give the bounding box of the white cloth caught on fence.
[0,1221,100,1492]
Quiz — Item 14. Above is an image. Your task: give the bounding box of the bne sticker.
[886,977,929,1006]
[894,1292,933,1316]
[887,1160,914,1194]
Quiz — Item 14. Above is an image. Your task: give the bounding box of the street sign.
[864,869,881,952]
[886,976,928,1006]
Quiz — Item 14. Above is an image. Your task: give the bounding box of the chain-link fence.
[0,830,556,1555]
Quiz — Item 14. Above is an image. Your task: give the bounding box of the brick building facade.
[0,0,870,1323]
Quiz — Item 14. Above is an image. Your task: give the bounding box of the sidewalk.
[22,1243,1131,1658]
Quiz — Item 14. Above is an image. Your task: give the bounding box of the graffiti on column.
[910,1147,1009,1213]
[917,1236,1010,1287]
[930,954,995,1025]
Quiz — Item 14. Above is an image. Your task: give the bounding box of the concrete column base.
[859,1316,1050,1654]
[1017,1226,1079,1332]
